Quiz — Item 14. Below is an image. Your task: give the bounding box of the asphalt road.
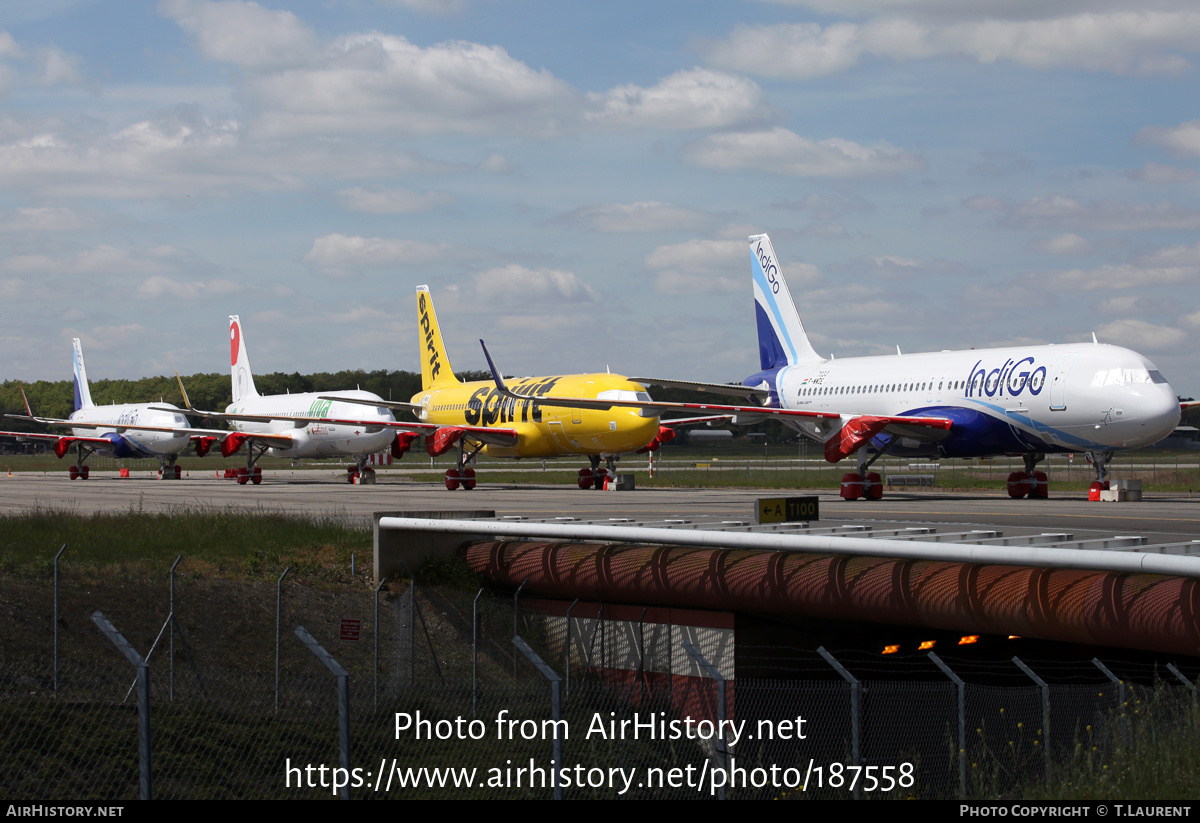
[6,467,1200,544]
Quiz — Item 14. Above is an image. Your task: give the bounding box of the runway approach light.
[882,644,900,655]
[958,635,979,646]
[918,640,936,650]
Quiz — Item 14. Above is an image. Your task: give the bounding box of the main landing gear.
[444,441,481,491]
[839,447,886,501]
[66,442,92,480]
[232,442,269,486]
[578,455,617,490]
[346,455,375,485]
[156,455,182,480]
[1006,453,1049,499]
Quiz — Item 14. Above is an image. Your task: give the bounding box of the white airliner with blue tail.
[497,234,1184,499]
[1,339,208,479]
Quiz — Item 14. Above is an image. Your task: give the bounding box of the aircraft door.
[1048,353,1080,411]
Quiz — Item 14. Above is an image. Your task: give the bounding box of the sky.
[2,0,1200,397]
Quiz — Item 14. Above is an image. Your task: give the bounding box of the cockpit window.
[1149,370,1168,384]
[597,389,644,403]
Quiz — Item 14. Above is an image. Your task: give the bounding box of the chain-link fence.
[3,561,1195,799]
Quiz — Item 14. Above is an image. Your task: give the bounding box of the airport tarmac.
[6,468,1200,546]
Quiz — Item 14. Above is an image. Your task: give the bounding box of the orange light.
[918,640,936,650]
[882,644,900,655]
[958,635,979,646]
[1008,635,1021,640]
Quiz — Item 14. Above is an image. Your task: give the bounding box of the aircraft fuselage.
[227,390,397,459]
[758,342,1180,458]
[414,373,659,458]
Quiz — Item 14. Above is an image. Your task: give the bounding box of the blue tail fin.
[71,339,93,411]
[749,234,821,369]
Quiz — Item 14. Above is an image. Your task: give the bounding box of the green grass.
[0,508,372,579]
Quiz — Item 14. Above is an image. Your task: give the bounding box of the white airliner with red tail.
[174,317,407,484]
[502,234,1183,498]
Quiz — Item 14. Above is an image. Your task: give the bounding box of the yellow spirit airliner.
[328,286,697,489]
[408,285,676,489]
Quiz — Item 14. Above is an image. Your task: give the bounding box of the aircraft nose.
[1139,384,1181,443]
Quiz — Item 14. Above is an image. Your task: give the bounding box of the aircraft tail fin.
[71,339,93,411]
[416,285,460,391]
[229,315,259,404]
[749,234,821,370]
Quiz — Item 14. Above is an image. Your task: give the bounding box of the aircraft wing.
[317,395,425,412]
[0,430,114,446]
[659,415,733,427]
[627,376,771,402]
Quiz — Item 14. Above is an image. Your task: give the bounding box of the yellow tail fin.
[416,285,459,390]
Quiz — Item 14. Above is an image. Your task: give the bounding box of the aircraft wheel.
[174,465,183,480]
[347,466,359,484]
[1029,470,1048,499]
[863,471,883,500]
[461,468,476,490]
[251,467,262,485]
[80,466,90,480]
[593,468,608,490]
[237,467,249,485]
[839,472,863,500]
[577,468,593,490]
[445,468,461,491]
[1007,471,1030,498]
[68,466,79,480]
[1088,480,1108,500]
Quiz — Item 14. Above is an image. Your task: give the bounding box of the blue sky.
[2,0,1200,397]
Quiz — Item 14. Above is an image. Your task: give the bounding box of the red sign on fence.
[340,619,361,641]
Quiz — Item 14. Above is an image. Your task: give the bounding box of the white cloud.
[645,238,745,273]
[585,68,770,131]
[160,0,320,69]
[304,233,454,274]
[553,201,718,233]
[970,194,1200,232]
[477,153,512,173]
[242,31,579,139]
[1095,318,1186,350]
[336,186,455,214]
[1128,161,1197,184]
[1031,233,1093,255]
[136,275,243,300]
[1,245,179,275]
[32,47,81,86]
[684,127,925,178]
[703,12,1200,78]
[473,264,599,304]
[1137,120,1200,157]
[0,207,94,233]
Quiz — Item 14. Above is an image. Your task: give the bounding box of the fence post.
[169,555,182,701]
[275,567,289,711]
[473,587,484,714]
[91,611,152,800]
[513,636,563,800]
[512,577,528,682]
[375,577,387,711]
[295,626,352,800]
[396,559,416,687]
[683,640,727,800]
[565,598,578,698]
[1092,658,1128,743]
[928,651,966,799]
[818,646,860,798]
[53,543,65,697]
[1013,656,1050,783]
